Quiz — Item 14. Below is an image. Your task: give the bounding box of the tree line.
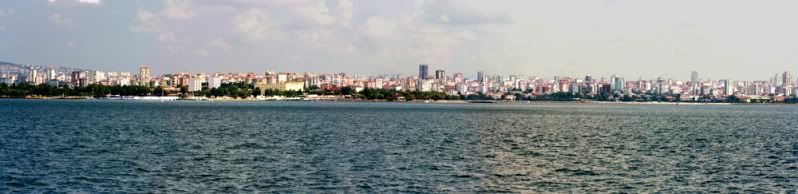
[0,83,153,98]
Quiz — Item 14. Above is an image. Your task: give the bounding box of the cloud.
[122,0,511,72]
[163,0,194,19]
[194,48,209,57]
[416,0,512,26]
[158,32,178,44]
[129,9,160,32]
[48,0,102,6]
[208,38,231,51]
[77,0,101,5]
[49,13,72,25]
[129,0,196,33]
[234,8,281,41]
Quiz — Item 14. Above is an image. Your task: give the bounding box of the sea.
[0,99,796,193]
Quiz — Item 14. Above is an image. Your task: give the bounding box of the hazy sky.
[1,0,797,80]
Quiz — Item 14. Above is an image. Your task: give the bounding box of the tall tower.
[418,64,428,79]
[783,71,792,87]
[477,71,486,84]
[139,64,150,86]
[690,71,699,84]
[434,69,446,80]
[723,79,734,96]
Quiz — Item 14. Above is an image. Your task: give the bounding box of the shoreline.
[1,96,794,105]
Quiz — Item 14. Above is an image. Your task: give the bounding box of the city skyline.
[2,0,798,80]
[3,61,798,83]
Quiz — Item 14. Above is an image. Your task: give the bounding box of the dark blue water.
[1,99,796,193]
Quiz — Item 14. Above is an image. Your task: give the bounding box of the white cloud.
[129,9,160,32]
[49,13,72,25]
[158,32,178,44]
[163,0,194,19]
[208,38,231,51]
[194,48,209,57]
[77,0,101,5]
[234,8,281,41]
[48,0,102,6]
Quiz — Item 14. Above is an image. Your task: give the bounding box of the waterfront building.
[416,79,433,92]
[207,76,222,89]
[188,76,204,92]
[256,81,304,92]
[723,79,734,96]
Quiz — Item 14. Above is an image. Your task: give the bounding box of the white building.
[207,76,222,89]
[416,79,433,92]
[188,76,205,92]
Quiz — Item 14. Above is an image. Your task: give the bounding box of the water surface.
[1,99,796,192]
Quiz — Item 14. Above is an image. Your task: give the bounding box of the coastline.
[2,96,793,105]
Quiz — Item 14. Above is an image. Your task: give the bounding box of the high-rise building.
[723,79,734,96]
[70,71,82,87]
[139,65,150,86]
[207,76,222,89]
[434,69,446,80]
[188,76,205,92]
[27,67,38,84]
[783,71,792,87]
[690,71,699,84]
[47,68,56,81]
[418,64,429,79]
[477,71,487,84]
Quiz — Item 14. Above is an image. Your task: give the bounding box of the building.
[27,67,39,84]
[610,75,624,93]
[47,68,56,81]
[188,76,204,92]
[435,69,446,80]
[691,71,699,84]
[477,71,487,84]
[418,64,429,79]
[416,79,433,92]
[207,76,222,89]
[723,79,734,96]
[139,65,150,86]
[256,81,304,92]
[70,71,82,87]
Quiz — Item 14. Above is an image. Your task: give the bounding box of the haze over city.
[1,0,798,80]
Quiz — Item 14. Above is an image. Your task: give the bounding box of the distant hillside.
[0,60,20,66]
[0,61,25,74]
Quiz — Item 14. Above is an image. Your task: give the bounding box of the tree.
[727,95,738,103]
[179,86,188,96]
[253,87,262,97]
[153,86,164,96]
[340,86,354,95]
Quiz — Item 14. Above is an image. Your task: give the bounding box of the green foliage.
[0,83,152,98]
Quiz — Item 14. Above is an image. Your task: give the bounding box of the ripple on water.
[0,100,796,193]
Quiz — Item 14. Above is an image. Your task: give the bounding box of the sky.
[1,0,797,80]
